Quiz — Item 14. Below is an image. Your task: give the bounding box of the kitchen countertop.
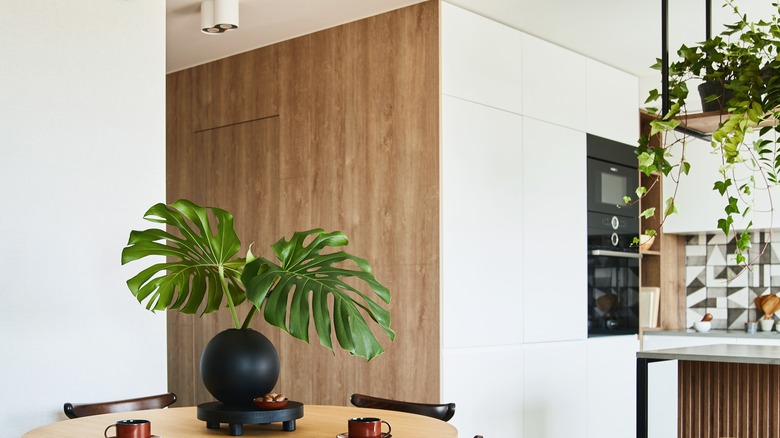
[642,328,780,340]
[638,343,780,364]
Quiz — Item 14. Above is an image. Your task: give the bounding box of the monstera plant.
[121,199,394,405]
[122,199,394,359]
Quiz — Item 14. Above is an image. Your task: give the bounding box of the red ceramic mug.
[104,419,151,438]
[348,417,391,438]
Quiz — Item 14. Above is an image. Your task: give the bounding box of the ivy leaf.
[724,197,740,215]
[713,179,732,196]
[640,207,656,219]
[664,197,678,217]
[718,216,734,236]
[737,228,752,253]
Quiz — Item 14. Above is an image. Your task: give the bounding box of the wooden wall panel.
[191,47,278,132]
[660,234,686,329]
[166,1,440,407]
[679,360,780,437]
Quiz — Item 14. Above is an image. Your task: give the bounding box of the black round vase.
[200,328,280,407]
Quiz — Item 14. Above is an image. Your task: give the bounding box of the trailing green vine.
[630,0,780,267]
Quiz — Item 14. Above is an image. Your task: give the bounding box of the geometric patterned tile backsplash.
[685,231,780,329]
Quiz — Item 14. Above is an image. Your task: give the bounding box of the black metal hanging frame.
[661,0,713,117]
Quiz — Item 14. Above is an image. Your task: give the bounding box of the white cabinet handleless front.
[522,118,587,343]
[523,342,588,438]
[442,2,523,114]
[586,335,639,438]
[522,34,587,130]
[442,95,524,349]
[586,60,639,146]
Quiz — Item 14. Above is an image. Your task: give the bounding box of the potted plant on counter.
[121,199,395,406]
[631,0,780,267]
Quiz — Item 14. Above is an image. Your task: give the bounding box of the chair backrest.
[350,393,456,422]
[63,392,177,419]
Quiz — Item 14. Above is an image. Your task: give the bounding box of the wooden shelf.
[639,110,686,331]
[641,109,776,138]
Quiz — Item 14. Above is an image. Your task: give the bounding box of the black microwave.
[586,134,638,218]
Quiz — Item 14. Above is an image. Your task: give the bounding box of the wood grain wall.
[165,1,440,407]
[679,360,780,437]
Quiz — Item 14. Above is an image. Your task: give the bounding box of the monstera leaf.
[242,229,395,361]
[121,199,247,327]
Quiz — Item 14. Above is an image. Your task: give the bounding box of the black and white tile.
[685,232,780,329]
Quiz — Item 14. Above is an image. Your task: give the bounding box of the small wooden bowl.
[253,398,288,410]
[639,234,656,252]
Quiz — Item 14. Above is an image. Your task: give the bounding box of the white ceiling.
[167,0,777,83]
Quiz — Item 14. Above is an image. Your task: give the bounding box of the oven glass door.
[587,252,640,336]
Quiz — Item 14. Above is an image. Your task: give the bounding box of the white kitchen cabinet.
[522,117,587,343]
[441,94,524,349]
[441,2,523,115]
[661,137,722,234]
[522,34,587,131]
[523,341,588,438]
[443,346,524,438]
[440,6,644,437]
[586,335,639,438]
[586,60,639,146]
[661,133,774,233]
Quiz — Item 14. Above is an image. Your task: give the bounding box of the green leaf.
[664,197,678,217]
[718,216,734,236]
[737,229,752,252]
[650,119,681,136]
[724,197,740,215]
[242,229,394,361]
[713,179,733,196]
[640,207,656,219]
[122,200,245,326]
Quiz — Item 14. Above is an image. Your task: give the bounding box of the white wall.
[0,1,167,436]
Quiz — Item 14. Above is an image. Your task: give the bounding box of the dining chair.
[63,392,177,419]
[349,393,456,422]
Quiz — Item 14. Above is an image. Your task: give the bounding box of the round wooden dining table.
[22,404,458,437]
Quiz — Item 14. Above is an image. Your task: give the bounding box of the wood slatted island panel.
[166,1,440,407]
[637,344,780,438]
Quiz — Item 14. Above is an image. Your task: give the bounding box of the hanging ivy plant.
[631,0,780,266]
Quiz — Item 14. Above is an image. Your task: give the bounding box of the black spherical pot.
[200,328,280,407]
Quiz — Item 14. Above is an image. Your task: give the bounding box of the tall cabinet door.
[587,335,639,438]
[523,341,588,437]
[442,95,524,350]
[522,118,587,343]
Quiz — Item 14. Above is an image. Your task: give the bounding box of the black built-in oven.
[586,134,640,336]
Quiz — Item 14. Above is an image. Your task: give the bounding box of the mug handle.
[104,424,116,438]
[381,420,392,436]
